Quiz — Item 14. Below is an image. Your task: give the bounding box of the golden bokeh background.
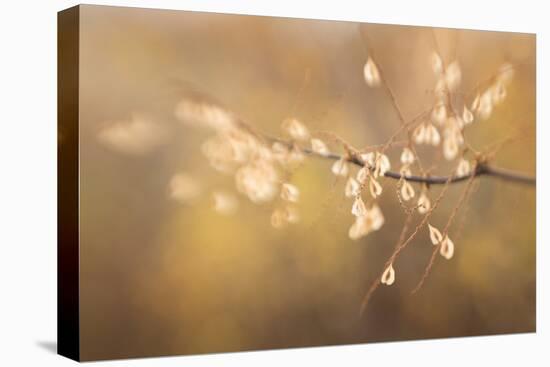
[76,5,535,360]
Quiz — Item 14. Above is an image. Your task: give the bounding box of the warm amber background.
[78,5,535,360]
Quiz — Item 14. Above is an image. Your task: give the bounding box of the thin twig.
[359,173,454,315]
[411,173,478,294]
[359,211,414,316]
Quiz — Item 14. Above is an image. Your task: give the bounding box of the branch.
[296,144,536,186]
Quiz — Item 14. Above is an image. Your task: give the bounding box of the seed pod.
[462,106,474,125]
[271,142,289,162]
[348,217,364,240]
[360,152,375,167]
[287,146,305,166]
[281,183,300,203]
[400,147,415,165]
[357,166,370,184]
[443,137,459,161]
[431,104,447,125]
[374,152,391,177]
[428,223,443,245]
[478,90,493,120]
[456,158,471,177]
[426,124,441,146]
[471,93,481,112]
[491,82,507,105]
[413,123,427,145]
[431,52,443,75]
[497,63,514,85]
[440,235,455,260]
[370,203,385,230]
[281,118,310,142]
[381,263,395,286]
[331,158,349,176]
[379,153,391,173]
[444,61,462,91]
[363,57,381,87]
[369,177,383,198]
[352,196,367,217]
[400,180,415,201]
[417,192,431,214]
[345,177,360,198]
[311,138,329,156]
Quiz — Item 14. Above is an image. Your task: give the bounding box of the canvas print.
[58,5,536,361]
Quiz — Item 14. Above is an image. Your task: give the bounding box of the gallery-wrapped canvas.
[58,4,536,362]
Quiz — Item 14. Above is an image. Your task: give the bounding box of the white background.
[0,0,547,365]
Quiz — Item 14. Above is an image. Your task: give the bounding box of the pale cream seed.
[417,192,431,214]
[352,196,367,217]
[440,236,455,260]
[281,118,310,141]
[311,138,329,156]
[400,180,415,201]
[369,177,383,198]
[331,158,349,177]
[381,263,395,286]
[428,223,443,245]
[400,147,415,165]
[363,57,381,87]
[281,183,300,203]
[345,177,360,198]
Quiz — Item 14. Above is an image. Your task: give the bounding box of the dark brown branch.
[481,165,536,185]
[298,145,536,187]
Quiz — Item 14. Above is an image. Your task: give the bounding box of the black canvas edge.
[57,4,81,362]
